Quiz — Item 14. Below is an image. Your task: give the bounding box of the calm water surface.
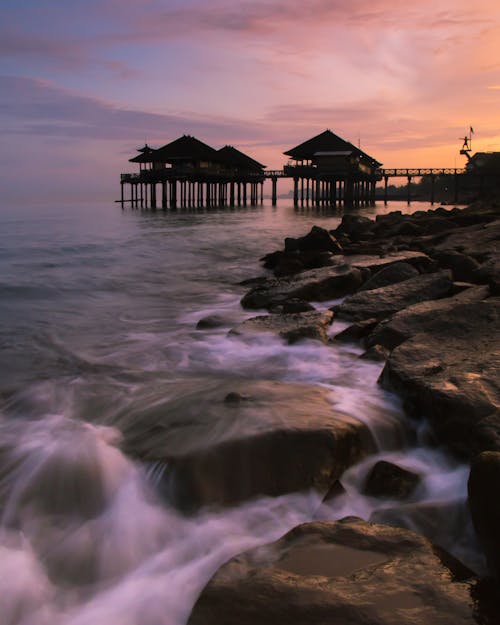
[0,200,481,625]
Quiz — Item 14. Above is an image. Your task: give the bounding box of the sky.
[1,0,500,203]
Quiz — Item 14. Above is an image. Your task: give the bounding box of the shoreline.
[188,199,500,624]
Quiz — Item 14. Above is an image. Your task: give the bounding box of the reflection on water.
[0,200,480,624]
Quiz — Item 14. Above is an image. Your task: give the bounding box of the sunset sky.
[1,0,499,203]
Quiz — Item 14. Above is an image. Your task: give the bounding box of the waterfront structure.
[121,135,265,209]
[282,130,382,208]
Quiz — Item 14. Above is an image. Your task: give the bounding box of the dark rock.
[366,285,490,351]
[285,225,343,254]
[434,251,481,282]
[468,451,500,579]
[360,344,390,361]
[269,298,315,314]
[364,460,420,499]
[224,392,248,403]
[188,518,478,625]
[332,318,379,342]
[322,479,346,502]
[275,250,337,277]
[357,261,419,292]
[380,299,500,456]
[335,270,454,322]
[241,264,364,310]
[196,314,233,330]
[273,253,305,277]
[230,310,333,344]
[334,214,375,241]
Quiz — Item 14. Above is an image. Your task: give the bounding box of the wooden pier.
[121,136,265,210]
[120,131,500,210]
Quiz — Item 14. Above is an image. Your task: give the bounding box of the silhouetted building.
[122,136,265,209]
[283,129,382,207]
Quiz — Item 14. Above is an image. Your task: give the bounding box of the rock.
[188,518,478,625]
[360,344,390,362]
[335,270,454,322]
[434,251,481,282]
[241,264,364,310]
[196,314,234,330]
[224,392,248,403]
[348,251,435,274]
[230,310,334,344]
[333,318,379,342]
[357,261,419,292]
[431,217,500,261]
[121,380,372,511]
[364,460,420,499]
[380,299,500,456]
[285,226,343,254]
[273,253,305,276]
[366,285,490,351]
[335,214,375,241]
[370,499,482,573]
[468,451,500,579]
[274,251,337,277]
[269,298,315,314]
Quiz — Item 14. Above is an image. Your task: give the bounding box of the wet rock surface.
[122,380,372,511]
[380,299,500,456]
[241,263,364,309]
[363,460,421,499]
[188,518,481,625]
[230,310,333,344]
[334,269,454,321]
[232,200,500,595]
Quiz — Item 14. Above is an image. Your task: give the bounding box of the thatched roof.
[284,129,381,166]
[217,145,265,171]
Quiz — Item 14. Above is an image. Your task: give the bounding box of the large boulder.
[335,270,454,322]
[241,264,364,310]
[188,518,479,625]
[121,380,372,511]
[468,451,500,579]
[230,310,333,344]
[363,460,421,499]
[285,225,343,254]
[380,299,500,456]
[366,285,490,351]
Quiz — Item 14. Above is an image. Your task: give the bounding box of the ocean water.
[0,199,482,625]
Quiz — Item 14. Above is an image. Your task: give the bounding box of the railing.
[380,168,466,176]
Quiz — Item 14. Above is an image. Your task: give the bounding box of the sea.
[0,199,483,625]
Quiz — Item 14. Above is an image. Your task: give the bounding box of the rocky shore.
[184,200,500,624]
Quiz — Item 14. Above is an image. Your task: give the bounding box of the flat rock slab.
[380,298,500,456]
[241,263,364,310]
[230,310,333,344]
[335,270,454,321]
[367,285,490,350]
[121,380,372,510]
[241,252,433,311]
[188,517,478,625]
[348,250,434,273]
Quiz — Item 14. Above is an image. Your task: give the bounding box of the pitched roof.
[284,129,381,166]
[154,135,219,163]
[217,145,265,171]
[129,145,157,163]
